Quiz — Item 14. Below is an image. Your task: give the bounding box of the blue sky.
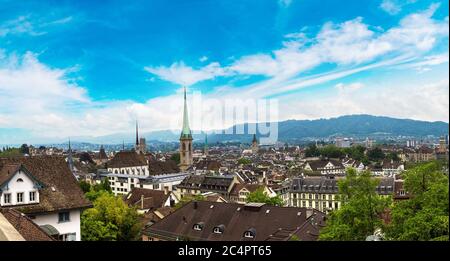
[0,0,448,144]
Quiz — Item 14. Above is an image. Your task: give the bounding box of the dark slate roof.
[0,208,55,241]
[148,159,180,175]
[290,176,395,195]
[290,177,340,194]
[124,188,169,210]
[144,201,325,241]
[107,151,147,168]
[195,159,221,171]
[0,156,92,214]
[178,175,234,193]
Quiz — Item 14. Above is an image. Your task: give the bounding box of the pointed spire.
[122,140,125,151]
[204,133,209,156]
[180,86,192,139]
[67,138,74,173]
[252,134,257,143]
[135,120,139,145]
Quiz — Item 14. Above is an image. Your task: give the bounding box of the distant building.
[107,150,149,176]
[123,187,178,214]
[143,201,326,241]
[251,134,259,154]
[175,175,238,200]
[134,121,147,154]
[228,183,276,204]
[303,160,346,175]
[335,137,351,148]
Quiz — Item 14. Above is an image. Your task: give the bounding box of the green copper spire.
[180,86,192,139]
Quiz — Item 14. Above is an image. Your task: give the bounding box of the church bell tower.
[179,86,193,171]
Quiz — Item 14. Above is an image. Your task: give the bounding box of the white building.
[0,157,91,241]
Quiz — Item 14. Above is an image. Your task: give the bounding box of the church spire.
[135,120,139,146]
[204,133,209,156]
[180,86,192,139]
[67,138,74,174]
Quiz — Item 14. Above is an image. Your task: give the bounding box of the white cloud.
[145,61,230,86]
[0,15,73,37]
[335,82,364,92]
[199,56,208,62]
[380,0,418,15]
[380,0,402,15]
[278,0,293,8]
[280,79,449,122]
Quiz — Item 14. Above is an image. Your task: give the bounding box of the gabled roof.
[144,201,325,241]
[107,151,147,168]
[0,208,55,241]
[0,156,92,214]
[124,188,170,210]
[0,163,44,189]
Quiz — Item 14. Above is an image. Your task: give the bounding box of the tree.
[246,187,284,206]
[386,152,400,161]
[367,147,385,162]
[237,157,252,165]
[385,161,449,241]
[85,179,112,201]
[0,147,22,157]
[319,169,391,241]
[319,145,344,159]
[305,144,320,157]
[174,194,205,209]
[79,152,94,164]
[81,193,142,241]
[79,180,91,193]
[170,153,180,164]
[19,144,30,155]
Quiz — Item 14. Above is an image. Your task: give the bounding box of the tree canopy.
[319,169,391,241]
[385,161,449,241]
[246,187,284,206]
[81,192,142,241]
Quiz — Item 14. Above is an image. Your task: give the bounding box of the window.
[16,192,24,203]
[16,178,24,182]
[213,225,225,234]
[193,222,203,231]
[3,193,11,204]
[243,230,255,239]
[58,212,70,223]
[59,233,76,241]
[29,191,36,202]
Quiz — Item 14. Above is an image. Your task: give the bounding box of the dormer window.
[193,222,204,231]
[213,225,225,234]
[243,228,256,239]
[16,178,24,182]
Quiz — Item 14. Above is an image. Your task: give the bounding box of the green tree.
[85,179,112,201]
[305,144,320,157]
[237,157,252,165]
[319,169,391,241]
[19,144,30,155]
[386,152,400,161]
[174,194,206,209]
[385,161,449,241]
[319,145,344,159]
[246,187,284,206]
[0,148,22,157]
[170,153,180,164]
[79,180,91,193]
[367,147,385,162]
[81,193,142,241]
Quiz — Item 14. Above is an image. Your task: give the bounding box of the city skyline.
[0,0,449,144]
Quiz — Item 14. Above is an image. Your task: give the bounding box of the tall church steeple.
[179,86,193,171]
[67,138,75,175]
[135,120,139,146]
[204,133,209,157]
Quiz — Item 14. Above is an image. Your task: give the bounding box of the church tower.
[134,120,146,154]
[204,133,209,157]
[179,87,193,171]
[251,134,259,154]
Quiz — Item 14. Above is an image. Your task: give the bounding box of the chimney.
[193,201,198,209]
[164,186,169,195]
[141,194,144,210]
